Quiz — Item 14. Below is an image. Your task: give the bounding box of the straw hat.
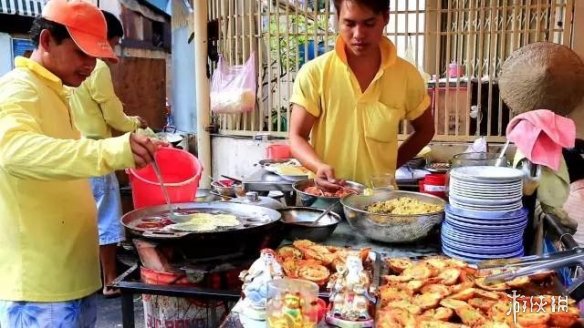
[499,42,584,116]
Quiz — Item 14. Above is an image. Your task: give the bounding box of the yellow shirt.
[69,59,139,139]
[290,37,431,185]
[0,57,134,302]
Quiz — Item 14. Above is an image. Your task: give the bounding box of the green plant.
[265,11,331,77]
[271,106,288,132]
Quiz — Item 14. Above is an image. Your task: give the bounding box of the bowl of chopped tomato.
[292,179,365,219]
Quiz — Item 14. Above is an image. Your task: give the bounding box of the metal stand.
[543,213,584,302]
[112,264,241,327]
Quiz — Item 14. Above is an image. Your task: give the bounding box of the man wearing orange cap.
[0,0,160,325]
[70,10,147,298]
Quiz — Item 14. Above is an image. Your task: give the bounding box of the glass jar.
[266,278,320,328]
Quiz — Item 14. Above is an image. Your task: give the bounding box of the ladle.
[304,200,339,226]
[151,160,191,222]
[494,140,510,167]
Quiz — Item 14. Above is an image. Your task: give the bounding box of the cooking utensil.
[209,191,233,199]
[450,152,504,168]
[484,249,584,284]
[494,140,510,167]
[478,247,584,270]
[340,190,445,243]
[212,176,228,188]
[121,201,284,258]
[292,179,366,219]
[279,207,340,242]
[310,200,340,225]
[156,126,184,147]
[151,161,189,222]
[221,175,243,184]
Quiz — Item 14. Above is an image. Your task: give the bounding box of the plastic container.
[127,148,203,209]
[266,278,324,326]
[266,144,291,160]
[448,62,465,78]
[419,173,447,199]
[450,152,505,168]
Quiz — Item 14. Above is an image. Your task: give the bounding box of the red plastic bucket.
[419,173,447,199]
[127,148,203,209]
[266,144,291,160]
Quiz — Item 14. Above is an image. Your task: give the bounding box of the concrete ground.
[96,293,145,328]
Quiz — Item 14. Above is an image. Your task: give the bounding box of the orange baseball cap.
[42,0,118,62]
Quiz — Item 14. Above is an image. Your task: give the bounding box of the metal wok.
[121,201,285,259]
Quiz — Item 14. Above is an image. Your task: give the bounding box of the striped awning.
[0,0,46,17]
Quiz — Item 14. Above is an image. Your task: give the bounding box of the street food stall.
[111,4,584,327]
[113,151,584,327]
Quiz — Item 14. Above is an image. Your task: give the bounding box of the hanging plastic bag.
[404,35,430,82]
[210,53,257,114]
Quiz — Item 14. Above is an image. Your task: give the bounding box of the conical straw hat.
[499,42,584,116]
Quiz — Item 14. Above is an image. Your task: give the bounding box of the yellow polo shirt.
[290,37,431,184]
[69,59,140,139]
[0,57,134,302]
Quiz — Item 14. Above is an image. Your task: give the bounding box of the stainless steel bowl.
[292,179,366,218]
[279,207,340,242]
[341,190,446,243]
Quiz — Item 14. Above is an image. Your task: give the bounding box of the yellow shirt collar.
[334,36,397,69]
[14,56,67,96]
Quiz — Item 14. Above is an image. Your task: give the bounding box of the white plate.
[278,174,309,182]
[450,166,525,182]
[450,183,522,194]
[450,178,522,189]
[450,177,522,187]
[449,193,523,206]
[450,191,522,200]
[450,184,522,196]
[450,182,522,193]
[262,159,302,173]
[450,187,522,197]
[449,199,523,212]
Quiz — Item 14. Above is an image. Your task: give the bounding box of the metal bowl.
[211,180,245,198]
[292,179,366,218]
[341,190,446,243]
[279,207,340,242]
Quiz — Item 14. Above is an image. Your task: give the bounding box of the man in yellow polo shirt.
[290,0,434,188]
[69,10,147,298]
[0,0,159,325]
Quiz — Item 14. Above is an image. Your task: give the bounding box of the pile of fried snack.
[276,240,372,287]
[377,256,580,328]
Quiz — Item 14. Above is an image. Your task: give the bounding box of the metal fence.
[208,0,575,142]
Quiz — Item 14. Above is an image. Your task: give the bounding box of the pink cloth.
[506,109,575,171]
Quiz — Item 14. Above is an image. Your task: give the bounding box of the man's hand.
[315,164,344,190]
[136,116,148,129]
[129,133,166,168]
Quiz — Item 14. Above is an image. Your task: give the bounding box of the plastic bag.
[465,137,487,153]
[210,53,257,114]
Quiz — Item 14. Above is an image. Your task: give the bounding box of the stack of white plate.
[449,166,524,212]
[442,166,527,263]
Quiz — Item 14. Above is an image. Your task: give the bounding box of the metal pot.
[292,179,366,218]
[156,126,184,147]
[341,190,445,243]
[121,201,285,258]
[279,207,340,242]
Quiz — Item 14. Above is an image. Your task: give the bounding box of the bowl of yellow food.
[340,190,445,243]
